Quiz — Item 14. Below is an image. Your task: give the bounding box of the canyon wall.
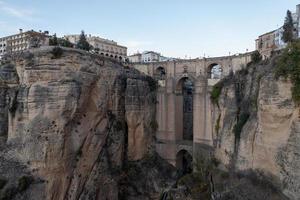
[211,60,300,200]
[0,47,175,200]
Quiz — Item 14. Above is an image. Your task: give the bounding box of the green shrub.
[215,114,221,135]
[251,50,262,64]
[18,176,33,192]
[210,83,223,106]
[51,47,63,59]
[275,40,300,105]
[233,112,250,140]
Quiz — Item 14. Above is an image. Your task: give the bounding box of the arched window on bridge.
[154,66,166,80]
[176,77,194,141]
[208,63,222,79]
[176,150,193,175]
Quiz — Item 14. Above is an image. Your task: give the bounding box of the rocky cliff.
[0,47,176,200]
[211,58,300,200]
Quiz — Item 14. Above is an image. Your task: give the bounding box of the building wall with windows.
[0,39,7,60]
[256,4,300,59]
[256,30,276,59]
[64,34,127,61]
[128,53,142,63]
[142,51,160,62]
[0,30,48,60]
[274,27,287,50]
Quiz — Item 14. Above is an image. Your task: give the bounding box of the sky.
[0,0,299,58]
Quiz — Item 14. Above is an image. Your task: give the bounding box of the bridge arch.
[154,66,166,80]
[176,149,193,174]
[175,77,194,141]
[207,63,223,79]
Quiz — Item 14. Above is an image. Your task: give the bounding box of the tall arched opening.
[176,150,193,175]
[154,66,166,80]
[175,77,194,141]
[208,63,222,79]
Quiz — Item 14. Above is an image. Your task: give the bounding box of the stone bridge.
[131,53,252,171]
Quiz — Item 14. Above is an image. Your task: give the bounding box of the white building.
[0,39,7,60]
[128,51,175,63]
[257,4,300,54]
[142,51,161,62]
[274,27,287,50]
[64,34,127,61]
[128,53,142,63]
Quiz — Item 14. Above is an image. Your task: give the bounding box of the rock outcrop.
[211,59,300,200]
[0,47,175,200]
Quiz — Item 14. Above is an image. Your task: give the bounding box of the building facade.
[274,26,287,50]
[64,34,127,61]
[128,53,142,63]
[129,51,175,63]
[0,30,48,60]
[255,30,276,59]
[142,51,161,62]
[256,4,300,59]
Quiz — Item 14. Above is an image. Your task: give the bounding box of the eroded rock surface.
[211,60,300,200]
[0,47,175,200]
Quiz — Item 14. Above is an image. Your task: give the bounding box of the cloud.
[0,1,35,20]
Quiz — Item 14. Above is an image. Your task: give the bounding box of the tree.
[49,34,58,46]
[58,38,73,48]
[282,10,294,43]
[251,50,262,64]
[275,39,300,105]
[76,30,91,51]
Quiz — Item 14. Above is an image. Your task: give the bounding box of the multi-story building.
[0,39,7,60]
[128,53,142,63]
[274,26,287,50]
[142,51,161,62]
[256,4,300,59]
[256,30,276,59]
[0,29,49,60]
[128,51,175,63]
[64,34,127,61]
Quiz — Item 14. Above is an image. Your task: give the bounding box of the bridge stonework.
[131,53,252,168]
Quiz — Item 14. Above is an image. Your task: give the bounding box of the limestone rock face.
[0,47,168,200]
[211,62,300,200]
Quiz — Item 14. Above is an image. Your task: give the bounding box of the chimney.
[19,29,23,33]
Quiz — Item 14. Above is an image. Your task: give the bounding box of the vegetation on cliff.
[211,83,223,106]
[275,39,300,105]
[282,10,295,43]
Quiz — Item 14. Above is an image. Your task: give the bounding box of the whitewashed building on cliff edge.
[256,4,300,59]
[64,34,127,61]
[0,29,49,60]
[128,51,175,63]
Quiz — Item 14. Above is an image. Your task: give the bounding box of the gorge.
[0,46,299,200]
